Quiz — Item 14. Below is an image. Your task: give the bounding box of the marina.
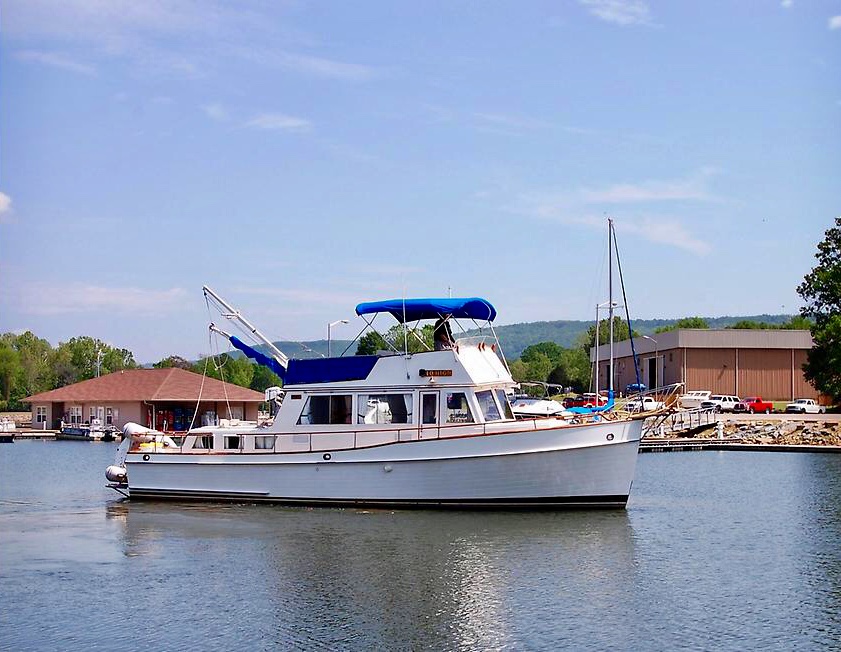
[3,439,841,650]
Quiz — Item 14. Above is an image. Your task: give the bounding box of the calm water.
[1,441,840,651]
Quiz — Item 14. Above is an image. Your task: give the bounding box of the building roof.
[25,368,265,403]
[591,329,814,361]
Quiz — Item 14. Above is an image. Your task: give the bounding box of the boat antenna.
[611,223,642,390]
[608,217,615,396]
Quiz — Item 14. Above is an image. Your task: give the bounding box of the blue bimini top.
[355,297,497,323]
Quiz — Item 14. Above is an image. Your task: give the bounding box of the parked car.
[626,383,646,394]
[733,397,774,414]
[625,396,666,413]
[784,398,825,414]
[564,393,608,408]
[700,395,741,413]
[679,390,712,409]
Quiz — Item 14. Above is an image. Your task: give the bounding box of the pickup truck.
[784,398,826,414]
[625,396,666,413]
[733,397,774,414]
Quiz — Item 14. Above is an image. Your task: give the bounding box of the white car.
[700,395,741,413]
[679,390,712,409]
[625,396,666,413]
[784,399,826,414]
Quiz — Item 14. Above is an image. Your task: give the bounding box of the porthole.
[606,433,614,441]
[142,454,151,461]
[323,453,332,461]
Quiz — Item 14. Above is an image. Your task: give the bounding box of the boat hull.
[124,419,644,509]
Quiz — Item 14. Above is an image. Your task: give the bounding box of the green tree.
[0,343,21,404]
[521,342,564,366]
[154,355,193,369]
[547,348,591,392]
[580,316,637,355]
[654,317,710,333]
[797,217,841,400]
[727,320,771,330]
[781,315,812,330]
[194,354,255,389]
[356,331,388,355]
[250,364,283,393]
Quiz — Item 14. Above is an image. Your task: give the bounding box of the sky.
[0,0,839,363]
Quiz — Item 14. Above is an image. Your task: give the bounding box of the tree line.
[3,218,839,410]
[0,334,283,412]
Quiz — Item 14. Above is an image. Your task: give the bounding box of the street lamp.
[327,319,349,357]
[642,335,658,389]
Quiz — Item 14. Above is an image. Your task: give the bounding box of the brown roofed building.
[590,329,818,401]
[25,368,266,431]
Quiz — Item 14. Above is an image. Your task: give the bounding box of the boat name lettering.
[419,369,453,377]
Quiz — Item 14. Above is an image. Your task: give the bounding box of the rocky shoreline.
[712,419,841,447]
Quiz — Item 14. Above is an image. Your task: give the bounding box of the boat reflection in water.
[105,500,636,649]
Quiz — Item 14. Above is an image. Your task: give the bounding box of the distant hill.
[234,315,794,364]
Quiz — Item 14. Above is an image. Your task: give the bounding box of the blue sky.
[1,0,839,362]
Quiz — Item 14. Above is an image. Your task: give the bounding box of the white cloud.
[14,49,95,75]
[581,175,713,203]
[15,284,187,316]
[509,169,717,255]
[578,0,652,26]
[830,16,841,30]
[201,103,228,122]
[0,192,13,225]
[244,113,311,132]
[275,52,377,81]
[781,0,793,8]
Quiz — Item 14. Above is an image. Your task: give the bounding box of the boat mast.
[202,286,289,369]
[608,218,614,395]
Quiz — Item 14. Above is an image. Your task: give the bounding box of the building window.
[357,394,413,424]
[106,407,118,426]
[68,406,82,425]
[36,406,47,423]
[298,395,352,425]
[444,392,474,424]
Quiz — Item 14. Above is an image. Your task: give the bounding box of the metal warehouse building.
[591,329,817,401]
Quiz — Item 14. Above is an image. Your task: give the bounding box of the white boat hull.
[124,419,644,508]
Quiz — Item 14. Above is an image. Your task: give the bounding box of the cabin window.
[298,395,352,425]
[36,406,47,423]
[444,392,474,424]
[255,435,276,450]
[476,390,502,421]
[193,435,214,450]
[224,435,241,450]
[422,394,438,425]
[357,394,413,424]
[495,389,514,420]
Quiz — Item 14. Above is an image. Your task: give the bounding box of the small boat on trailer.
[106,288,648,509]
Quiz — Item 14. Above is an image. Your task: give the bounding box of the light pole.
[642,335,658,389]
[327,319,349,357]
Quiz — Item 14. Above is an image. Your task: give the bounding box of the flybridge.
[204,287,504,384]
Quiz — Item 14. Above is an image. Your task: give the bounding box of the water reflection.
[110,502,636,649]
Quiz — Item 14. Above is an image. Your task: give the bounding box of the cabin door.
[419,391,439,440]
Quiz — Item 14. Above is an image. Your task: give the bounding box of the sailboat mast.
[608,218,614,394]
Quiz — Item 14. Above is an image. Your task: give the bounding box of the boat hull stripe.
[125,489,629,509]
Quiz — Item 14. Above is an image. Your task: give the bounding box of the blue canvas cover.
[355,298,497,323]
[229,336,287,379]
[284,356,380,386]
